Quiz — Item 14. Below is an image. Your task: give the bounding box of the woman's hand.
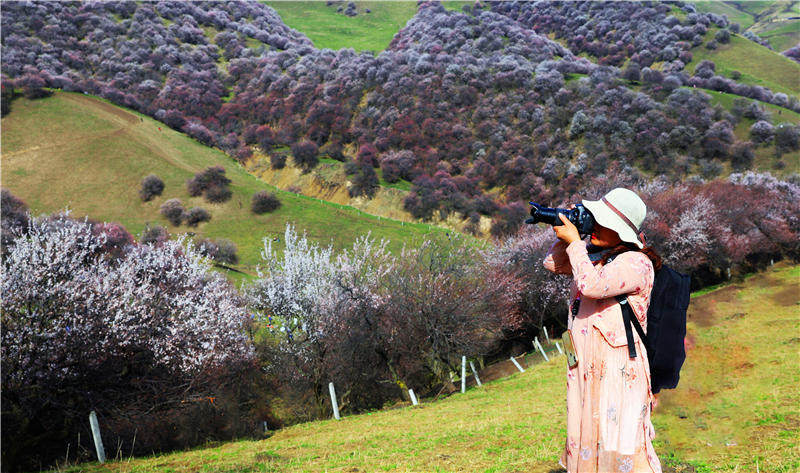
[554,213,581,245]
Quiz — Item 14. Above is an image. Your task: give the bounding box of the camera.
[525,202,595,236]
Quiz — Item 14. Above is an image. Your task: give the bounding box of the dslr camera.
[525,202,595,236]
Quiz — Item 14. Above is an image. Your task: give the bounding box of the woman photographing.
[543,188,663,472]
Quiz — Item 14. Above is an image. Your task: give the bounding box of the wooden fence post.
[329,382,340,420]
[89,411,106,464]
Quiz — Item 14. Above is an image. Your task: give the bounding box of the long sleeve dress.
[544,240,662,473]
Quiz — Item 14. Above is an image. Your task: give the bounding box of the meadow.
[0,92,454,278]
[51,264,800,473]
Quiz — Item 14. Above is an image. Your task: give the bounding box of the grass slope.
[264,1,419,52]
[686,31,800,99]
[54,264,799,473]
[0,92,450,279]
[692,1,800,51]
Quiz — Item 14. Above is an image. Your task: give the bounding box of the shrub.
[205,184,233,204]
[160,199,185,226]
[291,140,319,170]
[194,237,239,265]
[774,124,800,156]
[251,191,281,214]
[139,174,165,201]
[140,224,169,246]
[1,189,29,255]
[184,207,211,227]
[715,29,730,44]
[750,120,775,144]
[186,166,233,203]
[91,222,134,259]
[730,141,755,171]
[270,152,287,169]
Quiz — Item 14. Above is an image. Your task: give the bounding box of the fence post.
[89,411,106,464]
[555,341,564,355]
[534,338,549,362]
[461,356,467,393]
[408,389,419,406]
[510,355,525,373]
[329,382,340,420]
[543,327,550,344]
[469,361,482,386]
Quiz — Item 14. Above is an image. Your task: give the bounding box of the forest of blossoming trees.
[2,1,800,470]
[2,1,799,233]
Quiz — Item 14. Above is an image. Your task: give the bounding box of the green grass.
[264,1,419,52]
[691,1,800,51]
[52,264,800,472]
[703,89,800,174]
[686,32,800,99]
[692,2,756,30]
[0,92,453,278]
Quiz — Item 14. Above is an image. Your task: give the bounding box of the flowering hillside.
[3,1,798,236]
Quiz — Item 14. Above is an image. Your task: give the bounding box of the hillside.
[0,92,451,277]
[54,264,800,473]
[692,1,800,52]
[265,1,419,52]
[4,0,799,239]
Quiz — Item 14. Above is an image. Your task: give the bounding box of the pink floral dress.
[544,240,661,473]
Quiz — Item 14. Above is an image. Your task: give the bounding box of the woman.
[543,188,662,473]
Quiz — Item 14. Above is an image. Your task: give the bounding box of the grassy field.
[0,92,452,278]
[692,1,800,51]
[264,1,419,52]
[685,31,800,99]
[51,264,800,473]
[703,89,800,174]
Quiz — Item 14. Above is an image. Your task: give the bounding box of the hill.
[265,1,419,52]
[52,263,799,473]
[3,1,800,238]
[692,1,800,52]
[0,92,451,277]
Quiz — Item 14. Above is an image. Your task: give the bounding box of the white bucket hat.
[582,188,647,249]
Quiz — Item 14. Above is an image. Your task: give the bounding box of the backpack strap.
[615,295,649,359]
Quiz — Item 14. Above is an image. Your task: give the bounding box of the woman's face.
[590,223,623,248]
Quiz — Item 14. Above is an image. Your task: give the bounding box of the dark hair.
[600,242,663,271]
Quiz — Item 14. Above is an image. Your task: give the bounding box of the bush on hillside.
[184,207,211,227]
[91,221,134,260]
[186,166,233,203]
[140,223,169,246]
[750,120,775,144]
[204,184,233,204]
[1,189,29,255]
[345,160,379,198]
[730,141,755,171]
[291,140,319,171]
[774,124,800,156]
[270,152,287,170]
[194,237,238,265]
[251,191,281,214]
[139,174,165,201]
[160,198,185,226]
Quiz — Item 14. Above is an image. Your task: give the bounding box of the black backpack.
[615,265,691,394]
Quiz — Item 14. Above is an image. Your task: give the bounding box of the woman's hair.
[600,242,663,271]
